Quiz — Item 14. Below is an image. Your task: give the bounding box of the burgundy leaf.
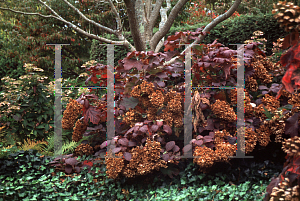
[74,167,81,173]
[151,125,159,132]
[166,141,175,151]
[195,140,203,146]
[162,153,170,162]
[123,152,132,161]
[113,147,122,154]
[203,136,213,143]
[163,124,172,135]
[65,165,73,174]
[128,141,137,147]
[100,140,109,149]
[118,138,129,146]
[285,112,299,137]
[183,144,192,153]
[172,145,180,152]
[156,120,163,128]
[139,125,148,133]
[65,158,77,166]
[156,81,165,87]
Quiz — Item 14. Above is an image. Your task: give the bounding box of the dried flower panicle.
[122,108,143,127]
[214,142,236,163]
[72,119,88,142]
[148,89,165,108]
[246,76,258,92]
[288,93,300,107]
[269,177,300,201]
[193,146,216,172]
[130,81,155,98]
[211,99,237,122]
[105,150,125,180]
[74,143,94,157]
[262,94,280,113]
[256,124,272,147]
[105,139,168,180]
[282,136,300,158]
[252,56,273,84]
[122,139,168,178]
[62,99,83,130]
[157,109,174,127]
[167,93,183,113]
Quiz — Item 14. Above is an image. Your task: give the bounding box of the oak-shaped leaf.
[120,97,139,110]
[83,106,102,125]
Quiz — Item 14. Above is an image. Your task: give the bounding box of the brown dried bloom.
[193,146,217,172]
[246,76,258,92]
[211,99,237,122]
[269,177,300,201]
[173,112,183,128]
[262,94,280,113]
[167,93,183,113]
[138,96,152,108]
[157,109,173,127]
[122,108,143,127]
[105,150,125,180]
[240,127,258,154]
[253,104,268,121]
[288,93,300,107]
[214,142,236,163]
[72,119,88,142]
[256,124,272,147]
[252,56,273,84]
[146,107,158,121]
[282,136,300,158]
[149,89,165,108]
[164,90,177,103]
[74,143,94,157]
[122,139,168,178]
[130,81,155,98]
[214,130,232,146]
[62,99,83,130]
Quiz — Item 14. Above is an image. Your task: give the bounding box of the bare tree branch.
[107,0,123,31]
[0,0,136,52]
[146,0,163,43]
[150,0,189,51]
[124,0,146,51]
[156,0,242,68]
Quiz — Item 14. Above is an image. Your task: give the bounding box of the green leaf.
[262,105,273,119]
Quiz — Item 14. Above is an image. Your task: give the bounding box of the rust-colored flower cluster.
[252,55,273,84]
[211,99,237,122]
[62,99,83,130]
[122,108,143,127]
[269,178,300,201]
[74,143,94,157]
[282,136,300,158]
[130,80,155,98]
[193,130,237,172]
[236,127,258,154]
[72,119,88,142]
[105,138,168,180]
[127,81,184,129]
[262,94,281,113]
[246,76,258,92]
